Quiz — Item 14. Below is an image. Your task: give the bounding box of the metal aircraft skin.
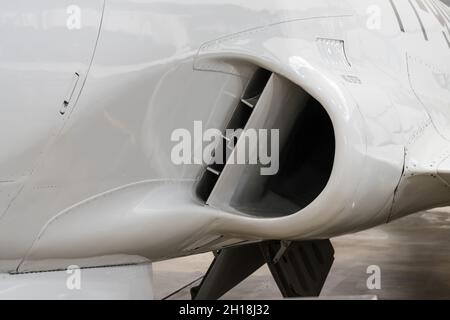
[0,0,449,299]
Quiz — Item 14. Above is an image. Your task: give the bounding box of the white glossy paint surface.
[0,0,448,296]
[0,0,104,181]
[0,264,153,300]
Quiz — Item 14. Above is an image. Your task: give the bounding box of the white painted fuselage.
[0,0,449,298]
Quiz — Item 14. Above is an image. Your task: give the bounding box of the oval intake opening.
[204,72,335,218]
[263,96,335,217]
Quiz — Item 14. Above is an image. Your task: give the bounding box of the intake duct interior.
[197,68,335,218]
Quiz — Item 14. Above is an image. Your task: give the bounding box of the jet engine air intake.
[197,68,335,218]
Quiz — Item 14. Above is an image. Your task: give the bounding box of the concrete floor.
[153,208,450,300]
